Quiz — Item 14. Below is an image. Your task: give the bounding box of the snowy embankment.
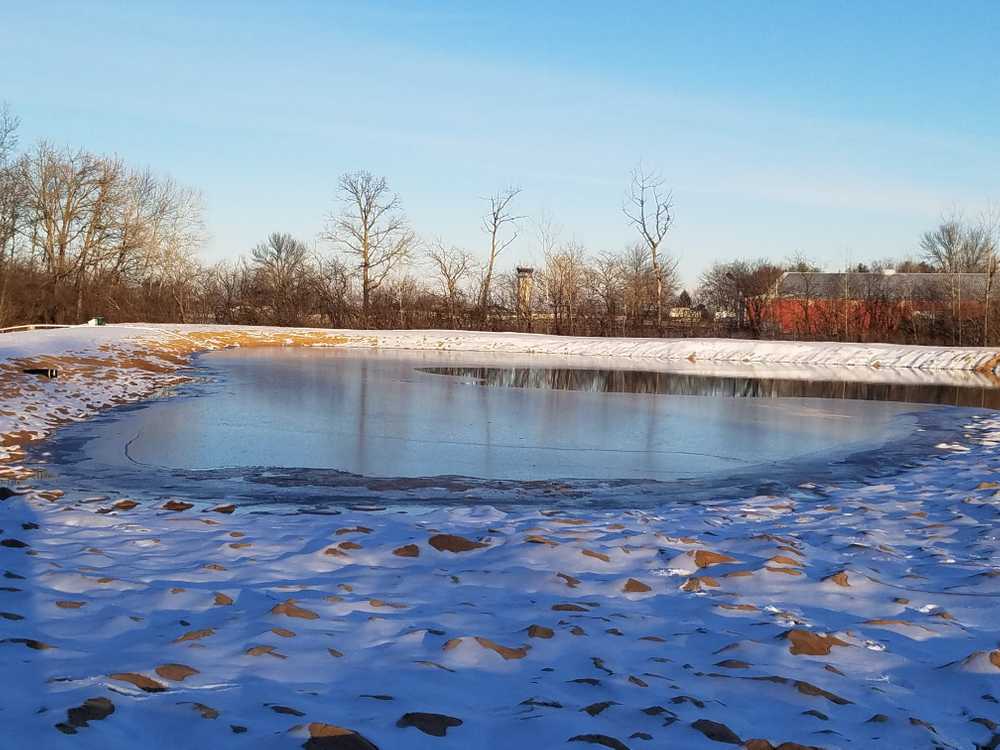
[2,325,1000,749]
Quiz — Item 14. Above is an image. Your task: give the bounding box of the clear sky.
[2,1,998,288]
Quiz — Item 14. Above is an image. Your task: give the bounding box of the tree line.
[2,103,997,345]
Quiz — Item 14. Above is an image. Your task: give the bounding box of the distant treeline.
[1,103,997,345]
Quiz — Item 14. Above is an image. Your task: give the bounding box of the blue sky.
[2,1,998,288]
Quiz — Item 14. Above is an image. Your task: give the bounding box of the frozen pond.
[34,346,978,495]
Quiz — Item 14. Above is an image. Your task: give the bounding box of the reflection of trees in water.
[420,367,1000,409]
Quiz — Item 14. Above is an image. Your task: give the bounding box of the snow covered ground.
[3,325,1000,749]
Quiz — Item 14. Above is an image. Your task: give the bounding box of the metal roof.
[776,271,991,300]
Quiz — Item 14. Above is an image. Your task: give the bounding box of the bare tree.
[478,186,521,321]
[540,241,587,335]
[312,253,353,328]
[623,164,675,330]
[326,171,415,325]
[588,251,624,335]
[698,259,782,337]
[0,104,23,324]
[921,218,993,273]
[249,232,311,326]
[0,104,18,164]
[426,241,474,328]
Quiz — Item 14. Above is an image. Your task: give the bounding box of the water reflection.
[419,366,1000,409]
[49,349,952,484]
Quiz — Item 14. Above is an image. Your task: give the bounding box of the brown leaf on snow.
[557,572,581,588]
[474,637,529,660]
[527,624,554,639]
[783,629,849,656]
[246,645,286,658]
[622,578,651,593]
[271,599,319,620]
[155,663,199,681]
[109,672,167,693]
[162,500,193,512]
[428,534,487,553]
[174,628,214,643]
[692,550,737,568]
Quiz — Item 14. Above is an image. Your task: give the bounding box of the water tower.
[516,266,534,331]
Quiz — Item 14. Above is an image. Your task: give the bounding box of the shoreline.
[3,323,999,467]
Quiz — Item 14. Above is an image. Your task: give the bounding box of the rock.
[527,624,554,639]
[392,544,420,557]
[271,705,305,716]
[568,734,631,750]
[246,645,286,658]
[1,538,28,548]
[155,663,199,681]
[428,534,486,553]
[715,659,750,669]
[213,592,234,606]
[623,578,651,593]
[109,672,167,693]
[304,723,380,749]
[190,702,219,719]
[271,599,320,620]
[56,600,85,609]
[581,701,617,716]
[162,500,193,512]
[691,719,742,744]
[57,696,115,733]
[1,637,52,650]
[783,629,848,656]
[553,603,588,612]
[582,549,611,563]
[396,712,463,736]
[793,680,850,705]
[112,499,138,510]
[210,504,236,514]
